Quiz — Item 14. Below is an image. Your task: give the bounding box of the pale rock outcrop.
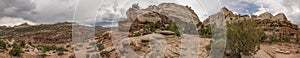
[202,7,300,43]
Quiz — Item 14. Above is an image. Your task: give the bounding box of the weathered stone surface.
[274,13,288,21]
[156,30,176,35]
[120,3,200,33]
[202,7,300,43]
[102,31,112,39]
[258,12,273,20]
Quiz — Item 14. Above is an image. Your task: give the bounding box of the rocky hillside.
[0,22,111,44]
[202,7,300,43]
[0,22,73,44]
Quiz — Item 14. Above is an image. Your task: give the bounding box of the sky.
[0,0,299,27]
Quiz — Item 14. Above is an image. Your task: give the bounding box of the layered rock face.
[119,3,200,34]
[203,7,300,42]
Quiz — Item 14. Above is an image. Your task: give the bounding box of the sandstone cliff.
[203,7,300,43]
[119,3,200,35]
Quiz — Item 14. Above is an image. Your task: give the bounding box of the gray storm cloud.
[282,0,300,24]
[0,0,299,26]
[0,0,36,18]
[0,0,76,25]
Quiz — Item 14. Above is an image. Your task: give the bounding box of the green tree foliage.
[9,45,23,56]
[0,40,6,52]
[226,20,262,57]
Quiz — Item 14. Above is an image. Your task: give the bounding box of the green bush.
[268,35,279,43]
[200,25,212,38]
[20,41,26,48]
[226,20,261,57]
[11,42,18,48]
[56,47,67,55]
[97,43,104,51]
[100,51,110,58]
[41,45,57,52]
[164,22,181,37]
[9,46,23,56]
[0,40,6,49]
[130,32,141,37]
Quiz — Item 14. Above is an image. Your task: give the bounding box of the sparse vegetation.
[56,47,67,55]
[0,40,6,52]
[164,22,181,37]
[20,40,26,48]
[200,25,212,38]
[9,45,23,56]
[97,43,104,51]
[100,51,111,58]
[41,45,57,53]
[69,54,76,58]
[268,35,279,43]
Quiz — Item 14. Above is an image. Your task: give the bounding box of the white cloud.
[0,17,36,26]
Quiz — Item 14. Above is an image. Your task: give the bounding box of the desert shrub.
[69,54,76,58]
[268,35,279,43]
[0,40,6,52]
[56,47,67,55]
[20,41,26,48]
[97,43,104,51]
[41,45,57,52]
[11,42,18,48]
[131,32,141,37]
[200,25,212,38]
[296,50,300,54]
[164,22,181,37]
[280,36,290,43]
[205,43,211,51]
[28,42,33,46]
[226,20,261,57]
[0,40,6,49]
[100,51,111,58]
[9,46,23,56]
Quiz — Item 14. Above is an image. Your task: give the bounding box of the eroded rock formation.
[203,7,300,43]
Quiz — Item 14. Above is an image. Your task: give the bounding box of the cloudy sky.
[0,0,299,27]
